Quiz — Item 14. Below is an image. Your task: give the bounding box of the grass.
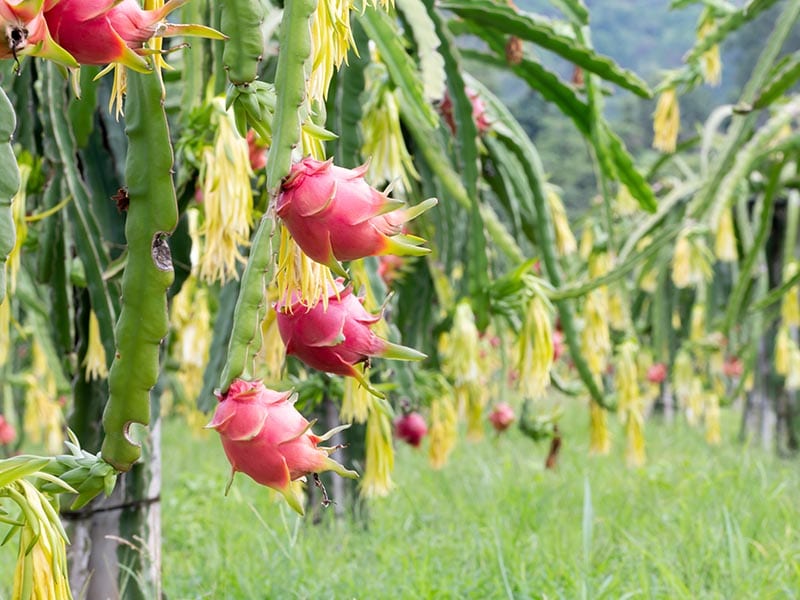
[0,404,796,598]
[161,405,800,599]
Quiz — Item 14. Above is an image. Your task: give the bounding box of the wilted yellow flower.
[685,376,705,427]
[360,401,395,498]
[362,81,419,195]
[781,262,800,327]
[615,340,646,466]
[589,400,611,455]
[608,287,629,331]
[697,12,722,86]
[625,411,646,467]
[95,62,128,120]
[547,185,576,256]
[7,164,31,296]
[704,393,721,445]
[348,259,389,337]
[672,230,712,289]
[309,0,354,100]
[443,301,481,385]
[0,297,9,366]
[786,341,800,391]
[258,305,286,381]
[170,278,211,405]
[775,325,791,375]
[464,381,487,441]
[197,98,254,284]
[639,268,658,293]
[579,222,594,260]
[615,340,640,422]
[82,310,108,381]
[516,293,553,399]
[23,340,63,453]
[653,87,680,153]
[672,347,694,406]
[11,480,72,600]
[275,226,337,310]
[341,368,372,424]
[714,208,738,262]
[615,185,639,217]
[582,291,611,376]
[689,302,705,342]
[429,392,458,469]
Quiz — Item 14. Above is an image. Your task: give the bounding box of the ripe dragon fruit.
[0,0,76,68]
[276,280,425,392]
[489,402,515,433]
[277,157,436,275]
[43,0,224,72]
[394,411,427,448]
[646,362,668,384]
[206,379,357,515]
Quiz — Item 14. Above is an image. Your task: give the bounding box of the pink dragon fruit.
[206,379,357,515]
[0,415,15,445]
[276,157,436,275]
[394,411,427,448]
[646,363,667,384]
[440,87,491,135]
[489,402,515,433]
[43,0,224,72]
[0,0,76,67]
[276,280,425,391]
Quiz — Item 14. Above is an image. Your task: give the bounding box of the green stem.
[101,69,178,472]
[723,159,783,336]
[0,86,19,305]
[219,0,316,393]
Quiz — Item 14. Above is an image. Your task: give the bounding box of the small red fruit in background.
[395,412,428,448]
[489,402,515,433]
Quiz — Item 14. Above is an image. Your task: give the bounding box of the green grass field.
[162,405,800,599]
[0,404,796,598]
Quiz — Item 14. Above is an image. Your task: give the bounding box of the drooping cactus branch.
[219,0,317,392]
[101,68,179,472]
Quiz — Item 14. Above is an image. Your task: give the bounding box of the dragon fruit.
[206,379,357,515]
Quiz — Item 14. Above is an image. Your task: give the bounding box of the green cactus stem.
[101,69,178,472]
[219,0,317,393]
[0,86,20,305]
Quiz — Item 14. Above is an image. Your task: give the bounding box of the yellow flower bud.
[786,342,800,391]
